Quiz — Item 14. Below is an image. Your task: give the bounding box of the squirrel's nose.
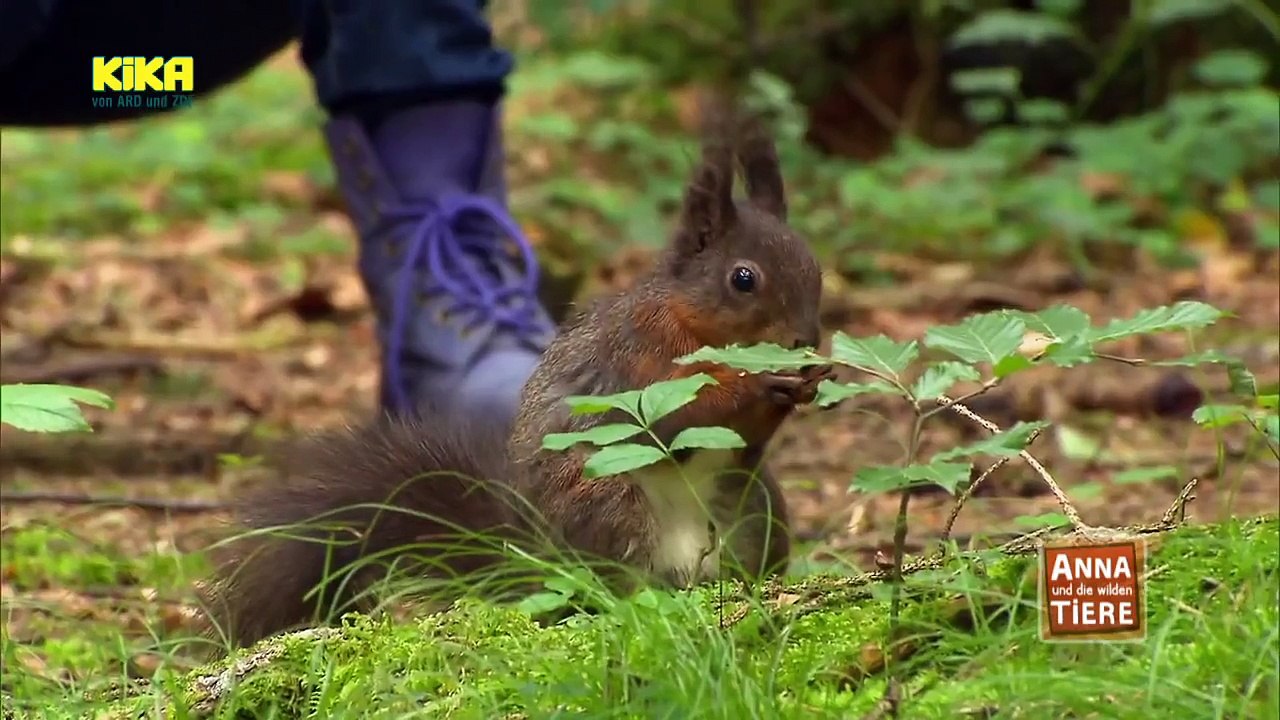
[791,330,820,350]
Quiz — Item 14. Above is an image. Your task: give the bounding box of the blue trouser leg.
[295,0,512,114]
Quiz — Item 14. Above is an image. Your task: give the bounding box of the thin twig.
[859,677,901,720]
[900,8,940,137]
[842,76,903,135]
[939,427,1045,544]
[937,395,1091,534]
[8,585,194,606]
[841,528,1034,555]
[1158,477,1199,528]
[1094,352,1146,366]
[734,0,761,72]
[1235,0,1280,40]
[1242,416,1280,461]
[60,329,303,358]
[884,409,928,693]
[0,491,226,513]
[0,355,164,384]
[920,377,1000,421]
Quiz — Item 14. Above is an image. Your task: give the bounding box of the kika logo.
[92,56,193,92]
[1040,539,1147,642]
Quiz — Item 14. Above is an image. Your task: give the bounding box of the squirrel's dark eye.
[730,266,756,293]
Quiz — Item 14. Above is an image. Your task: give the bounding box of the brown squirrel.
[200,107,832,649]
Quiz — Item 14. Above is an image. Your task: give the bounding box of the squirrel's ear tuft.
[675,134,736,257]
[737,115,787,221]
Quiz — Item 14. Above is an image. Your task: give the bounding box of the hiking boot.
[324,101,556,422]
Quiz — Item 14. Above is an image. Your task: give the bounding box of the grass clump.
[77,515,1277,719]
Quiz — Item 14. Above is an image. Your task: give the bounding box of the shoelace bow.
[383,194,544,408]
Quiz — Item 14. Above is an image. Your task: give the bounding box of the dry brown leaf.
[1019,332,1054,359]
[1079,171,1127,201]
[328,271,368,313]
[772,592,803,610]
[1198,251,1253,298]
[129,652,165,678]
[260,171,316,205]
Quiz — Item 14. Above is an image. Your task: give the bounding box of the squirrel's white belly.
[632,449,735,588]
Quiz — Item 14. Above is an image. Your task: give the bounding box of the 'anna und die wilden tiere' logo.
[91,56,193,110]
[1040,538,1147,642]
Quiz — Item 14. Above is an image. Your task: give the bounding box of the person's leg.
[0,0,295,126]
[295,0,555,422]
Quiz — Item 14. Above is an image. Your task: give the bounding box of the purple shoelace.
[382,193,543,411]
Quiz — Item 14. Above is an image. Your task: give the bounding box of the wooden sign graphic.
[1040,538,1147,642]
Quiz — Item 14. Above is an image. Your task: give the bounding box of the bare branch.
[936,394,1091,534]
[0,491,226,513]
[939,426,1046,545]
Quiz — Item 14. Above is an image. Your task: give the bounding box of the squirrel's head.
[657,112,822,351]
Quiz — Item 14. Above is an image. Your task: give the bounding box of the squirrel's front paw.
[762,364,835,406]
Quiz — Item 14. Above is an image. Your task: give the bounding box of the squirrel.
[199,106,833,650]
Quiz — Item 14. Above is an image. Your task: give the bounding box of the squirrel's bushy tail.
[198,411,536,649]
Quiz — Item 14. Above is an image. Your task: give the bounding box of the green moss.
[92,516,1278,719]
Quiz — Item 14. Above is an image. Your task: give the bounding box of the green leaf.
[1152,352,1252,401]
[815,379,902,407]
[629,587,684,615]
[1088,301,1224,343]
[1254,181,1280,212]
[830,333,918,378]
[1043,337,1095,367]
[1192,404,1252,429]
[0,383,113,434]
[1150,349,1234,367]
[949,9,1078,48]
[582,443,669,478]
[516,112,580,142]
[1263,414,1279,443]
[993,354,1035,378]
[1193,49,1269,88]
[1072,481,1104,500]
[932,421,1049,462]
[1012,306,1091,341]
[1016,98,1071,124]
[924,312,1026,365]
[1257,394,1279,410]
[516,591,572,615]
[669,426,746,452]
[912,362,981,401]
[951,67,1021,95]
[851,460,972,495]
[557,51,652,89]
[675,343,821,373]
[564,389,642,418]
[1227,362,1258,399]
[1035,0,1082,15]
[1148,0,1234,25]
[1113,466,1180,485]
[542,576,582,596]
[1013,512,1070,529]
[541,423,645,451]
[964,98,1006,125]
[1055,424,1102,461]
[639,374,716,424]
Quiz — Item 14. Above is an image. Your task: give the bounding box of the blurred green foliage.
[0,0,1276,274]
